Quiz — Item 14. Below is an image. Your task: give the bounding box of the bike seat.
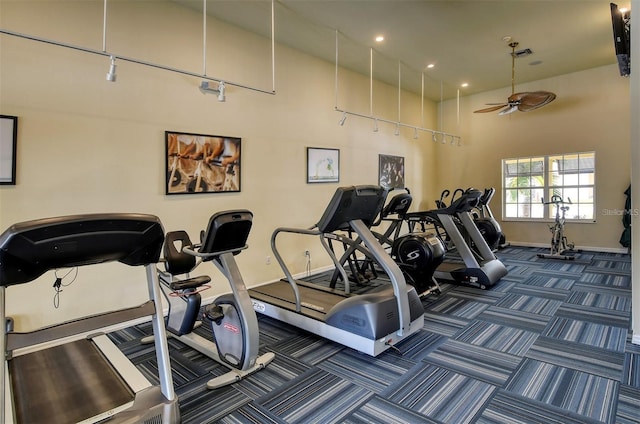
[169,275,212,291]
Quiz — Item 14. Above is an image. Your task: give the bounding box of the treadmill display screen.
[316,185,387,233]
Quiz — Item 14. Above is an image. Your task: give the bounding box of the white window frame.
[502,152,595,222]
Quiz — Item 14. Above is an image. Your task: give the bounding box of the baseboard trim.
[507,241,629,254]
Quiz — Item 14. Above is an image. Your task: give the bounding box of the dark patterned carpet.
[109,246,639,423]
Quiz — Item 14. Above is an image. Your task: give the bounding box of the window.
[503,152,595,221]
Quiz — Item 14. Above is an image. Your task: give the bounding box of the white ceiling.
[175,0,627,101]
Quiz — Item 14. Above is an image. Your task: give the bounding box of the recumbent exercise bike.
[144,210,274,389]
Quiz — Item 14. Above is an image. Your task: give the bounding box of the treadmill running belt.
[9,338,135,423]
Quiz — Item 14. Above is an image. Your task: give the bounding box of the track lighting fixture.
[106,56,117,82]
[339,112,347,126]
[199,80,226,102]
[333,109,460,145]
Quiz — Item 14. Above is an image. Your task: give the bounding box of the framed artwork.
[378,154,405,189]
[165,131,241,195]
[0,115,17,185]
[307,147,340,183]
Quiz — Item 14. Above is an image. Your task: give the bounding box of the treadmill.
[405,188,508,289]
[249,185,424,357]
[0,213,179,423]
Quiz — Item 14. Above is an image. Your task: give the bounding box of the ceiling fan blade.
[518,91,557,111]
[474,103,508,113]
[498,105,519,115]
[517,103,542,112]
[507,92,529,103]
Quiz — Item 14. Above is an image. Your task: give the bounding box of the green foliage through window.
[502,152,595,221]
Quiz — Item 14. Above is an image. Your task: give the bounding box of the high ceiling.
[174,0,628,101]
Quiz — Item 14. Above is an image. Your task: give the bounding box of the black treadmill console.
[0,213,164,287]
[316,185,387,233]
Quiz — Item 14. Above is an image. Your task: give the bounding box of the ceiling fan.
[474,41,556,115]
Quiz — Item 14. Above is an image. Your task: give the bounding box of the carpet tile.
[579,271,631,288]
[478,390,605,424]
[505,358,618,422]
[107,246,637,423]
[478,305,552,333]
[507,283,571,302]
[344,395,441,424]
[616,384,640,424]
[259,367,373,423]
[424,339,522,385]
[525,336,625,380]
[384,361,497,423]
[564,289,631,311]
[422,310,470,337]
[543,316,628,352]
[492,293,564,316]
[454,320,539,356]
[317,348,417,394]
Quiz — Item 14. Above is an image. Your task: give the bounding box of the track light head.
[373,118,379,132]
[199,80,226,102]
[106,56,117,82]
[339,112,347,126]
[217,81,226,102]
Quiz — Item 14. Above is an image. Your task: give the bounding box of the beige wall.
[435,65,630,251]
[0,1,633,331]
[0,1,442,329]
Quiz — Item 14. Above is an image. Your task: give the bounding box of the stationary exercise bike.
[144,210,274,389]
[537,195,578,260]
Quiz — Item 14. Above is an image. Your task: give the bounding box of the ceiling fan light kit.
[474,41,556,115]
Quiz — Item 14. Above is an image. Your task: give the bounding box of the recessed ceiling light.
[375,35,384,42]
[426,63,435,69]
[461,83,469,88]
[529,60,543,66]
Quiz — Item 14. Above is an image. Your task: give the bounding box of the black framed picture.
[307,147,340,183]
[165,131,241,195]
[0,115,18,185]
[378,154,404,189]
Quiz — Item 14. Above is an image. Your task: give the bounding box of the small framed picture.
[165,131,241,195]
[307,147,340,183]
[0,115,18,185]
[378,154,405,189]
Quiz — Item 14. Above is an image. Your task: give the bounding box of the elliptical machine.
[473,188,507,251]
[537,195,578,260]
[144,210,274,389]
[328,188,445,297]
[435,187,505,251]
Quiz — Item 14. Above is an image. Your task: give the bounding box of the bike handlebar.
[541,195,571,205]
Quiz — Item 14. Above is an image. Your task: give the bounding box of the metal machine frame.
[0,213,179,424]
[406,189,508,289]
[250,186,424,357]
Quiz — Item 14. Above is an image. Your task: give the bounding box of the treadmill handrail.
[271,226,351,312]
[270,221,411,337]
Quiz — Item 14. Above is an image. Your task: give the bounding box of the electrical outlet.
[266,255,271,265]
